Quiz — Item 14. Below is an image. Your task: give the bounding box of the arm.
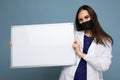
[72,40,86,58]
[73,41,112,71]
[83,44,112,71]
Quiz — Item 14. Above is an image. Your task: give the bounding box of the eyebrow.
[84,15,90,18]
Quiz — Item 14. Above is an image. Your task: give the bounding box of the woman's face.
[78,10,91,24]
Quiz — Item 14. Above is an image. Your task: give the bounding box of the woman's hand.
[9,42,12,48]
[72,40,81,53]
[72,40,86,58]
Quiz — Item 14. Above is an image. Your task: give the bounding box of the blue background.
[0,0,120,80]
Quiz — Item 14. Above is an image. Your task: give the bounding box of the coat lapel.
[76,31,84,51]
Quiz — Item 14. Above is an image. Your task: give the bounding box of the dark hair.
[75,5,113,46]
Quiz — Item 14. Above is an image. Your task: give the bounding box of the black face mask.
[76,20,93,31]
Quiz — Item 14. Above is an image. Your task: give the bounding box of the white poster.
[11,22,76,68]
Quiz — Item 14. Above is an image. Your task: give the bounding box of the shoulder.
[74,31,84,40]
[95,40,112,54]
[75,31,84,36]
[101,39,112,48]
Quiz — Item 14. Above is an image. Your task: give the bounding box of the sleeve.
[83,42,112,71]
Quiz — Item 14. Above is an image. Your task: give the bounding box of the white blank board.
[11,22,76,68]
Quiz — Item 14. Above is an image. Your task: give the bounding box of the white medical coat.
[59,31,112,80]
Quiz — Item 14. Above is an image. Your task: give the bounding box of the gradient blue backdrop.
[0,0,120,80]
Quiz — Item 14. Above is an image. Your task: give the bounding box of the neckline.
[84,35,93,38]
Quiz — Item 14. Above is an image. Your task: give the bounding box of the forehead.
[78,10,89,18]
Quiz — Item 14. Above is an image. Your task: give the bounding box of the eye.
[78,18,83,22]
[85,15,90,19]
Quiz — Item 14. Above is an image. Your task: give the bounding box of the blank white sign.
[11,22,76,68]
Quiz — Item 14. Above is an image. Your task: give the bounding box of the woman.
[59,5,113,80]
